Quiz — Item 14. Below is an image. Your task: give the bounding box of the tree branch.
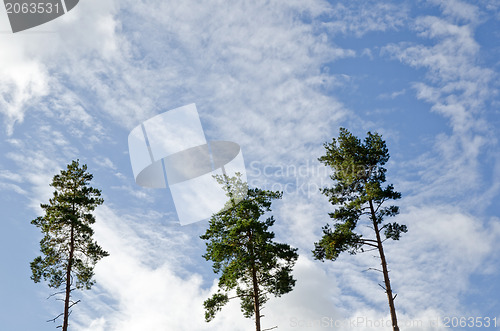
[47,312,64,323]
[47,288,76,300]
[47,290,66,299]
[356,240,378,248]
[68,300,81,309]
[360,246,379,253]
[374,198,387,214]
[364,267,383,273]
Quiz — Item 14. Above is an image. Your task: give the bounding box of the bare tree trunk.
[63,224,74,331]
[369,200,400,331]
[251,266,261,331]
[247,228,261,331]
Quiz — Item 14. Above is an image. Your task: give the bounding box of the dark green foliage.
[203,292,229,322]
[30,160,108,329]
[201,174,298,329]
[384,222,408,240]
[313,128,406,261]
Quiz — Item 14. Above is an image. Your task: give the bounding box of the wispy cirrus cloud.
[322,1,409,37]
[77,2,499,330]
[1,1,499,330]
[426,0,481,23]
[382,10,498,205]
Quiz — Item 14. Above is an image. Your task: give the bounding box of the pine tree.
[30,160,109,331]
[201,174,298,331]
[313,128,407,331]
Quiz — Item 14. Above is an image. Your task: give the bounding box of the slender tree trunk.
[247,229,261,331]
[251,266,261,331]
[369,200,400,331]
[63,224,75,331]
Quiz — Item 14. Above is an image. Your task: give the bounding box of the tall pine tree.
[313,128,407,331]
[201,174,298,331]
[30,160,108,331]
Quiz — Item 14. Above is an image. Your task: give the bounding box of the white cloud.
[110,184,154,202]
[0,182,27,195]
[75,203,346,331]
[0,0,120,136]
[0,47,49,135]
[21,0,354,168]
[0,169,27,195]
[73,205,253,331]
[378,89,407,100]
[2,1,499,330]
[79,201,500,330]
[0,169,23,182]
[93,156,116,170]
[5,149,61,211]
[382,11,498,203]
[389,205,500,317]
[323,1,408,37]
[427,0,481,23]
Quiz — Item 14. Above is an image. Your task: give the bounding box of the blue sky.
[1,0,499,330]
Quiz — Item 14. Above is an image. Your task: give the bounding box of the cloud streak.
[1,1,499,330]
